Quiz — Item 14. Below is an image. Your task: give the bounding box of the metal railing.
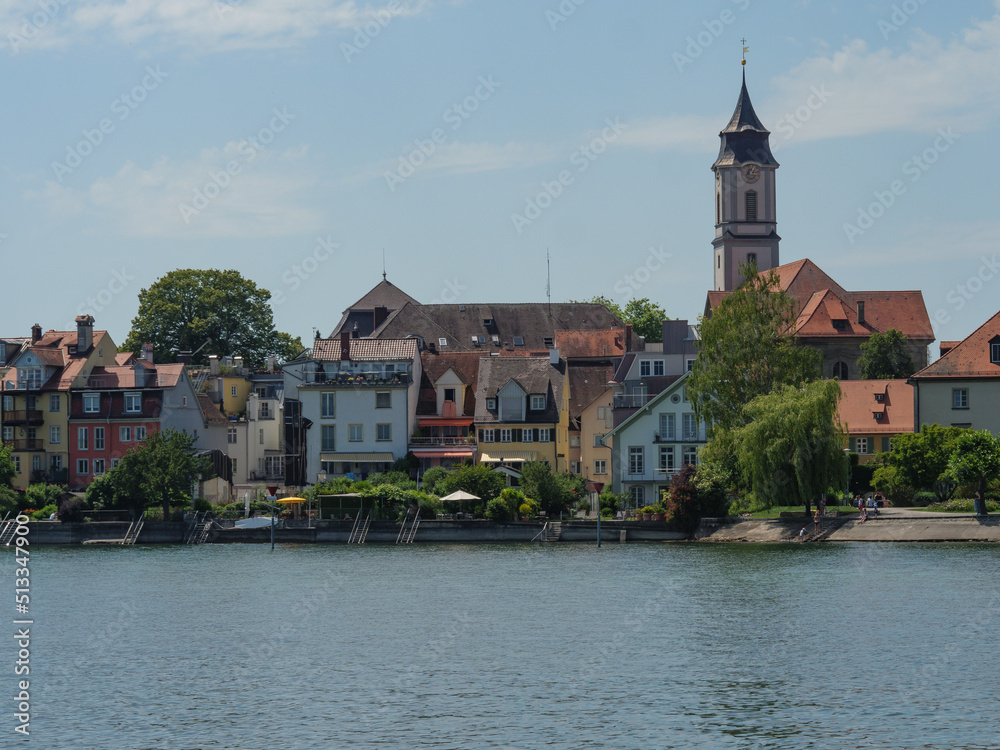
[407,436,476,447]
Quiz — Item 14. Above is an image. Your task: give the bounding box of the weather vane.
[741,38,748,66]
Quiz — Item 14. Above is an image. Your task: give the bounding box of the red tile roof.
[837,380,914,435]
[911,309,1000,379]
[312,338,418,361]
[554,329,628,359]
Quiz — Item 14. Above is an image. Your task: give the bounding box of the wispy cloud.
[27,143,324,238]
[0,0,430,53]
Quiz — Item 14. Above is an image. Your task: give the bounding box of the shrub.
[598,490,624,516]
[912,491,938,507]
[665,465,700,531]
[871,465,914,507]
[933,498,1000,513]
[485,497,514,522]
[420,466,450,496]
[518,503,533,518]
[57,497,86,523]
[32,504,58,520]
[416,493,443,520]
[192,498,213,513]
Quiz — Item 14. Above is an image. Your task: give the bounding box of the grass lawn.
[748,505,856,519]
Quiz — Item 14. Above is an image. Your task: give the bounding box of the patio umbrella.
[439,490,480,514]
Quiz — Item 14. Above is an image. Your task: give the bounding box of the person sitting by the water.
[860,505,868,522]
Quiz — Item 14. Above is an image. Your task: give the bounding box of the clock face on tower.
[742,163,760,183]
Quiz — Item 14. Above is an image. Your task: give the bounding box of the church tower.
[711,67,780,291]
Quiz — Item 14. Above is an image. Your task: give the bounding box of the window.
[349,424,363,442]
[227,427,237,444]
[659,446,675,472]
[530,395,546,410]
[231,458,237,474]
[26,395,37,410]
[659,414,675,441]
[110,458,120,470]
[682,413,699,440]
[83,393,100,413]
[259,429,264,445]
[682,446,699,466]
[20,368,42,390]
[94,427,105,451]
[77,459,89,476]
[593,433,604,447]
[2,426,12,442]
[500,429,512,443]
[992,341,1000,364]
[747,252,757,266]
[629,447,644,475]
[135,426,146,442]
[438,337,448,347]
[874,393,885,403]
[569,435,580,447]
[444,388,456,403]
[686,359,695,372]
[523,429,533,443]
[953,389,969,409]
[833,361,849,380]
[33,455,42,472]
[93,459,106,476]
[513,337,525,347]
[481,429,495,443]
[486,398,496,411]
[49,426,61,444]
[543,337,554,348]
[231,385,238,397]
[376,423,392,442]
[321,392,336,418]
[1,395,11,411]
[745,190,757,221]
[653,360,664,376]
[50,455,63,471]
[78,427,88,450]
[120,426,132,442]
[538,428,551,443]
[321,425,336,451]
[376,392,391,409]
[11,455,19,473]
[640,360,651,377]
[856,437,870,455]
[259,402,271,420]
[124,392,141,413]
[49,395,60,412]
[594,460,607,475]
[629,485,644,507]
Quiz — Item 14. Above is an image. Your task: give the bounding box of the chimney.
[856,301,865,325]
[549,348,560,365]
[209,355,219,376]
[30,324,42,344]
[133,362,147,388]
[176,351,191,365]
[234,356,244,373]
[374,306,389,330]
[142,342,155,364]
[75,315,95,353]
[340,330,352,361]
[267,355,276,372]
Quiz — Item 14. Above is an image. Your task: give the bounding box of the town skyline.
[3,1,999,354]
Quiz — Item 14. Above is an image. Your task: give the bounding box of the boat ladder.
[348,513,371,544]
[0,513,18,546]
[396,514,421,544]
[121,513,145,546]
[186,513,214,544]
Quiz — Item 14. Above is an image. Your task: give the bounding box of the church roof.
[713,72,778,168]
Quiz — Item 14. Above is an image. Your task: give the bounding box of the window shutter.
[478,429,484,442]
[882,437,890,452]
[849,437,856,452]
[514,429,522,442]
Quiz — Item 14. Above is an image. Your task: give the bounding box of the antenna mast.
[546,249,551,315]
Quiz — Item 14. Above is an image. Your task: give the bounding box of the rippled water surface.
[7,542,1000,749]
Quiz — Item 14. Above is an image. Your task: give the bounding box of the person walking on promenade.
[813,508,822,535]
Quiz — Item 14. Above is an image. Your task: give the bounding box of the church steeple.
[711,66,780,292]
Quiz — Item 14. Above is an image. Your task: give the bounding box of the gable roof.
[475,356,565,424]
[605,372,691,438]
[198,394,229,424]
[837,380,914,435]
[329,279,421,338]
[311,337,418,362]
[370,301,624,352]
[416,350,485,417]
[567,364,614,426]
[910,308,1000,379]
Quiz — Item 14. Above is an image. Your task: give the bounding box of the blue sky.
[3,0,999,355]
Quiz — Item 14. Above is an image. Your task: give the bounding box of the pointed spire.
[721,73,768,134]
[713,66,778,168]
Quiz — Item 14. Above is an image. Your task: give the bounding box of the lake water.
[6,542,1000,749]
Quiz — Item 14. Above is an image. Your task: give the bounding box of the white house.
[603,371,708,511]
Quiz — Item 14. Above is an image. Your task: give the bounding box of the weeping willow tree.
[729,379,847,514]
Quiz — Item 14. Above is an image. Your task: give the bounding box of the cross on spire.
[741,38,749,67]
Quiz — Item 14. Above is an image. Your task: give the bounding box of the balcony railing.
[613,394,652,409]
[6,439,44,451]
[2,381,42,392]
[302,373,412,387]
[408,436,476,447]
[1,409,44,426]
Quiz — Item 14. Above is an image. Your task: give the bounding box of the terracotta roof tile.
[554,329,628,359]
[198,394,229,424]
[837,380,914,435]
[312,337,418,361]
[911,309,1000,379]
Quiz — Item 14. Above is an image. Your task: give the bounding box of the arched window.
[833,361,849,380]
[745,190,758,221]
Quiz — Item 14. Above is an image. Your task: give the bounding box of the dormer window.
[124,392,141,413]
[990,337,1000,364]
[482,318,493,327]
[530,395,546,410]
[486,398,496,411]
[873,411,884,421]
[874,393,885,403]
[513,337,524,347]
[543,337,554,348]
[491,335,500,346]
[832,319,849,331]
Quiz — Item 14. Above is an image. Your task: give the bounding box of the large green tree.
[86,429,212,519]
[948,430,1000,516]
[439,463,505,504]
[857,329,915,379]
[572,296,666,343]
[519,461,586,516]
[122,269,303,369]
[883,424,968,492]
[729,380,847,513]
[688,264,821,432]
[0,445,18,515]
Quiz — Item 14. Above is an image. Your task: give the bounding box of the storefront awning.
[319,453,394,462]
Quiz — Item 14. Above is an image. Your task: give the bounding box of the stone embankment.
[696,512,1000,543]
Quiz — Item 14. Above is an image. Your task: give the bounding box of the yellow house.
[1,318,119,489]
[474,354,567,473]
[837,380,914,465]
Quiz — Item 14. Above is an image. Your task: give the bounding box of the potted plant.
[653,505,666,522]
[641,505,656,521]
[519,503,533,521]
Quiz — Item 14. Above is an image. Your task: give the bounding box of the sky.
[2,0,999,356]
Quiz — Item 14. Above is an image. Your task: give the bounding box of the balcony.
[408,436,476,447]
[302,372,412,387]
[5,439,44,451]
[1,409,44,426]
[2,381,42,392]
